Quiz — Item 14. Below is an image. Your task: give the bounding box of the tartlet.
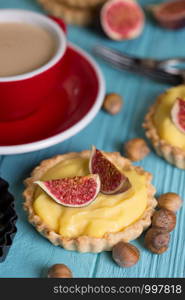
[38,0,99,25]
[23,150,157,253]
[143,85,185,169]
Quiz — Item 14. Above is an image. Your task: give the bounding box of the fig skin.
[48,264,73,278]
[124,138,150,162]
[157,193,182,213]
[144,228,170,254]
[152,208,176,232]
[103,93,123,115]
[112,241,140,267]
[149,0,185,30]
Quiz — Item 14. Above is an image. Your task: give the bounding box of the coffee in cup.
[0,22,57,77]
[0,9,67,122]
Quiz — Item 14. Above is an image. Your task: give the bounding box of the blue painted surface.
[0,0,184,278]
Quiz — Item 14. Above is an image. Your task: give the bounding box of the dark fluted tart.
[0,178,17,263]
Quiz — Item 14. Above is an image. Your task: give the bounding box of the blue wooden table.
[0,0,184,278]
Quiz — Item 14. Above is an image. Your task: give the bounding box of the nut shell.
[103,93,123,115]
[112,241,140,267]
[145,227,170,254]
[152,208,176,232]
[157,193,182,213]
[48,264,73,278]
[124,138,150,162]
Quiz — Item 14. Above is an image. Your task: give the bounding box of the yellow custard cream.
[34,157,148,238]
[154,85,185,150]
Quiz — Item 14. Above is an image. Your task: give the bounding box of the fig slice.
[89,146,132,194]
[100,0,145,40]
[171,97,185,133]
[149,0,185,30]
[35,175,101,208]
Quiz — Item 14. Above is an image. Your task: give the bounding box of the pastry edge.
[143,92,185,169]
[57,0,106,8]
[37,0,98,25]
[23,150,157,253]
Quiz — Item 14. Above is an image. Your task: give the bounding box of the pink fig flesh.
[150,0,185,30]
[35,174,101,207]
[171,98,185,133]
[101,0,145,40]
[89,146,131,194]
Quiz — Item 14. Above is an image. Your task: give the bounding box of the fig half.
[100,0,145,40]
[35,174,101,207]
[89,146,131,194]
[171,97,185,133]
[149,0,185,30]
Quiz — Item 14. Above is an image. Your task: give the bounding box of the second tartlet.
[143,85,185,169]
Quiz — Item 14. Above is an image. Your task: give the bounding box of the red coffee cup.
[0,10,67,122]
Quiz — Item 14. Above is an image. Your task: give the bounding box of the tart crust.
[23,150,157,253]
[143,94,185,169]
[58,0,106,8]
[38,0,98,25]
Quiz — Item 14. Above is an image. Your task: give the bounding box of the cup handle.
[48,16,67,34]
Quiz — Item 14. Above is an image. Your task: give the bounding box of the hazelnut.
[144,228,170,254]
[157,193,182,213]
[112,241,140,267]
[103,93,123,115]
[48,264,73,278]
[124,138,150,161]
[152,208,176,232]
